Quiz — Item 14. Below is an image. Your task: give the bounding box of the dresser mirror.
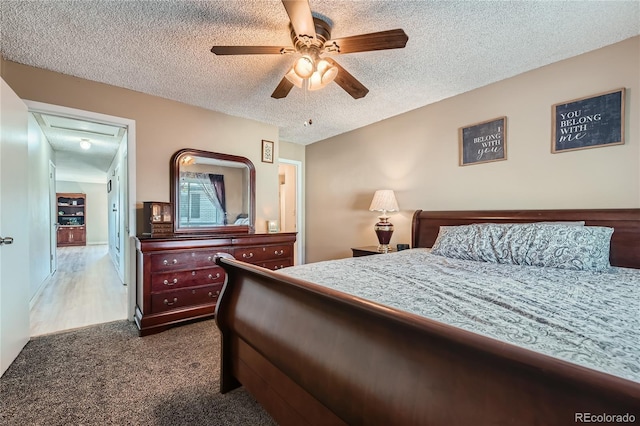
[170,149,255,234]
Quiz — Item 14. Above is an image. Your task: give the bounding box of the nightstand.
[351,245,397,257]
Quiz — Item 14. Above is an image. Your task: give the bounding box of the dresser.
[135,232,296,335]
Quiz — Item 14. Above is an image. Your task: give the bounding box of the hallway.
[30,245,127,336]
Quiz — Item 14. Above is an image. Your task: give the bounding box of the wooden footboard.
[214,257,640,425]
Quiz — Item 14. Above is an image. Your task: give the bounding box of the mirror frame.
[170,148,256,235]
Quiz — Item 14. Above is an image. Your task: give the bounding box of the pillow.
[478,221,585,226]
[431,223,613,271]
[234,217,250,225]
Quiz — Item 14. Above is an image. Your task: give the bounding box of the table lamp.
[369,189,399,253]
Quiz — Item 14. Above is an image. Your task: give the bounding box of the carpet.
[0,319,276,426]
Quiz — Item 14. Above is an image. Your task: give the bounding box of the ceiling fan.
[211,0,408,99]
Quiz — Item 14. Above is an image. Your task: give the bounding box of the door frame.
[278,158,304,264]
[48,160,57,275]
[24,100,138,320]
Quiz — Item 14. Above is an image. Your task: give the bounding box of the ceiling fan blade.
[325,58,369,99]
[271,76,295,99]
[211,46,290,55]
[282,0,316,40]
[325,29,408,54]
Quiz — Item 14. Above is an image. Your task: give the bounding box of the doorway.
[278,159,303,264]
[25,100,137,335]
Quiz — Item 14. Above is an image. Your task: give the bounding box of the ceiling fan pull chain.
[303,79,312,127]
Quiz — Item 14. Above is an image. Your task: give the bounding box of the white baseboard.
[29,273,53,310]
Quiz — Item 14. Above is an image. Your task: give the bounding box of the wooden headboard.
[411,209,640,269]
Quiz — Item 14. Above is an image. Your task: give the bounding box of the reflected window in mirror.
[171,149,255,234]
[179,172,227,227]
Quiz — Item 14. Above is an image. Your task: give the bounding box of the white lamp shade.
[319,60,338,84]
[369,190,399,213]
[293,55,314,79]
[284,66,304,88]
[308,59,338,91]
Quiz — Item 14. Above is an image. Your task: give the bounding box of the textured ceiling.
[1,1,639,146]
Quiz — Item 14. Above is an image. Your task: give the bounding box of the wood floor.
[30,244,127,336]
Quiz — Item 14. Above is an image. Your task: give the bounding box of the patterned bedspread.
[278,249,640,383]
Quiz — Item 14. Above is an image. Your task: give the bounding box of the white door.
[0,78,30,376]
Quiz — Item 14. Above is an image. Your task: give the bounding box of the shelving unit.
[57,192,86,247]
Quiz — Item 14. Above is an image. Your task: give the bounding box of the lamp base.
[374,216,394,254]
[377,244,391,253]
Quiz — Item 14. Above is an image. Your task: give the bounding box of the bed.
[214,209,640,425]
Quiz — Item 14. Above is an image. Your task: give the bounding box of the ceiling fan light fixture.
[181,155,196,166]
[79,138,91,150]
[293,54,314,79]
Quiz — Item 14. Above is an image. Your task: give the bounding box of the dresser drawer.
[235,244,292,263]
[150,249,230,272]
[151,266,225,292]
[150,284,223,313]
[258,259,293,271]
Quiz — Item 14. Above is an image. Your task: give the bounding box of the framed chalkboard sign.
[459,116,507,166]
[552,88,625,153]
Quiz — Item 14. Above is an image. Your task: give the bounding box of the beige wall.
[279,139,305,162]
[306,36,640,262]
[0,60,281,234]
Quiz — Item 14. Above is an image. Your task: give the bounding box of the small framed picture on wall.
[551,88,625,153]
[458,116,507,166]
[262,140,274,163]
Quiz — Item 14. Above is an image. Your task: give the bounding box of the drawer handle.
[274,265,285,270]
[163,278,178,286]
[208,273,221,280]
[242,252,254,259]
[163,259,178,265]
[208,290,221,298]
[163,298,178,306]
[274,249,284,256]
